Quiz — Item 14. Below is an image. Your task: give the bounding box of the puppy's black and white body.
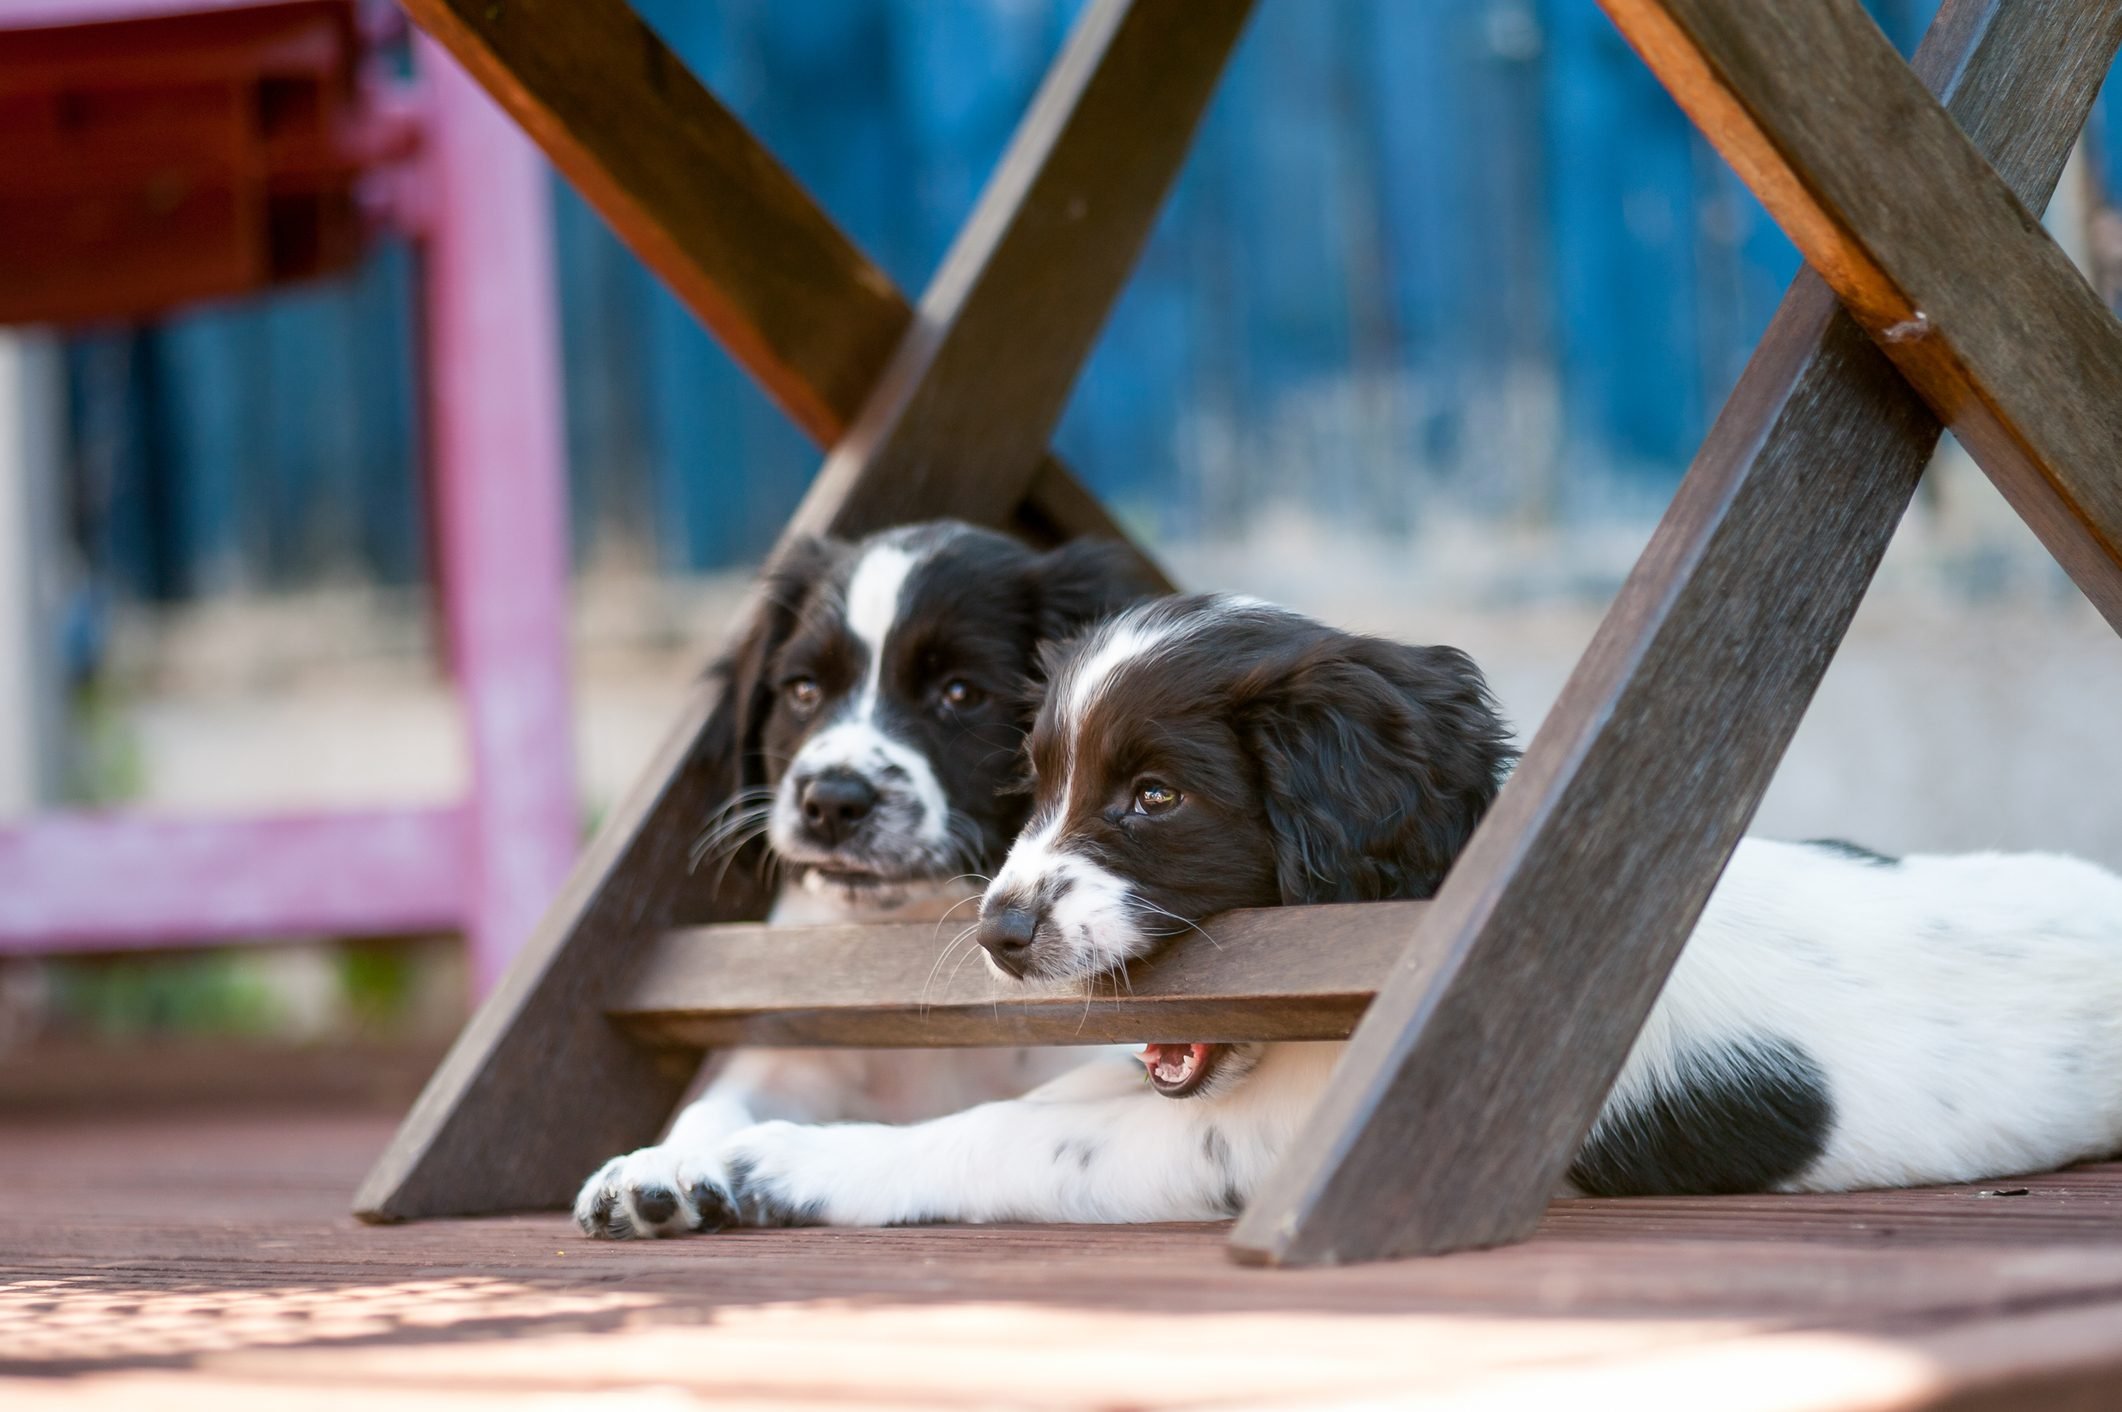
[574,522,1148,1238]
[598,595,2122,1231]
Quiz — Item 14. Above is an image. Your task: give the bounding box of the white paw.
[573,1141,734,1240]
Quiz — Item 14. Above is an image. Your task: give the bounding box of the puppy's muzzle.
[976,903,1041,978]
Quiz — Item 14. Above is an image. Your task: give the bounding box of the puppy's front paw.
[573,1143,736,1240]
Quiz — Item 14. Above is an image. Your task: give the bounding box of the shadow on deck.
[4,1096,2122,1409]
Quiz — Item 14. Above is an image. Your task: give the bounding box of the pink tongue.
[1139,1043,1201,1084]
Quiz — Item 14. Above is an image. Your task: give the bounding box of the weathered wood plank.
[358,0,1245,1221]
[393,0,1158,575]
[1601,0,2122,633]
[354,670,743,1221]
[34,1108,2122,1410]
[610,903,1426,1050]
[1231,0,2122,1266]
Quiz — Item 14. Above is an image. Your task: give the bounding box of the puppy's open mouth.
[1139,1042,1229,1099]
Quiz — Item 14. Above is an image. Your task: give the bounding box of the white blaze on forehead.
[1050,597,1261,792]
[843,541,921,720]
[1059,611,1196,734]
[777,534,953,854]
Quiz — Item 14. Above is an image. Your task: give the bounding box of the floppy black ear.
[1242,633,1514,904]
[709,534,843,796]
[1027,537,1160,647]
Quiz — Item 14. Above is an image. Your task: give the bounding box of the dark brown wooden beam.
[1601,0,2122,634]
[359,0,1247,1221]
[393,0,1163,574]
[611,903,1427,1050]
[1231,0,2122,1266]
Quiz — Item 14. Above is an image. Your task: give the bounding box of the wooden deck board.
[6,1106,2122,1408]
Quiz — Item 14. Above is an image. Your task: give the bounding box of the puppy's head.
[977,595,1513,989]
[708,521,1150,906]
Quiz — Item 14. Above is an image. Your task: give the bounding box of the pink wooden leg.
[417,39,580,995]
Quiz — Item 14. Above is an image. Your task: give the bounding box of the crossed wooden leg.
[364,0,2122,1264]
[1233,0,2122,1264]
[357,0,1250,1221]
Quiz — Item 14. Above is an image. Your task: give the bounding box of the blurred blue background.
[55,0,2117,603]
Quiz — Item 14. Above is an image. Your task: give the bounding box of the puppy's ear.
[1241,634,1514,904]
[1027,537,1159,648]
[710,534,842,795]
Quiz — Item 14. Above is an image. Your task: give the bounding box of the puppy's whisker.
[705,820,774,890]
[929,892,984,943]
[689,805,769,858]
[924,898,984,973]
[944,934,989,995]
[688,804,772,873]
[921,924,983,1014]
[1133,901,1222,951]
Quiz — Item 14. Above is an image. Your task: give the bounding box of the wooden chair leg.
[419,38,580,996]
[1604,0,2122,632]
[357,0,1252,1221]
[1231,0,2121,1266]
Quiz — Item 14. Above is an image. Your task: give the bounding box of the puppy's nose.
[798,770,877,844]
[978,905,1041,978]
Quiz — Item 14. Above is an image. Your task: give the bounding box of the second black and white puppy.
[651,594,2122,1229]
[574,521,1149,1237]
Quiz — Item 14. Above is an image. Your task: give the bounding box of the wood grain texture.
[1602,0,2122,633]
[394,0,896,445]
[359,0,1239,1221]
[354,671,745,1221]
[610,903,1427,1050]
[393,0,1155,574]
[24,1108,2122,1409]
[1231,0,2122,1267]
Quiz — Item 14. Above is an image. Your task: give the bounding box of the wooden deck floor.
[6,1102,2122,1409]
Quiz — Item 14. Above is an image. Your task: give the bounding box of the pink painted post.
[416,39,580,995]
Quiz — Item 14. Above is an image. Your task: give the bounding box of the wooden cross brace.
[359,0,2122,1266]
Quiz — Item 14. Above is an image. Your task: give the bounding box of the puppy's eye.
[783,676,822,716]
[1133,780,1181,816]
[940,679,984,712]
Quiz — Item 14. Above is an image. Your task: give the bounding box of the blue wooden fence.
[70,0,2112,604]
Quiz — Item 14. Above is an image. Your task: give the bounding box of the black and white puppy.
[574,521,1149,1238]
[651,594,2122,1229]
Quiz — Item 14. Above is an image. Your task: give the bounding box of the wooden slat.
[610,903,1426,1050]
[393,0,1159,576]
[358,0,1247,1222]
[1601,0,2122,633]
[1231,0,2122,1266]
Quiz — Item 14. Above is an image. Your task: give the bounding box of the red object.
[0,11,580,992]
[0,0,417,323]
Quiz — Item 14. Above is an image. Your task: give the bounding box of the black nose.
[978,905,1040,978]
[798,770,878,844]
